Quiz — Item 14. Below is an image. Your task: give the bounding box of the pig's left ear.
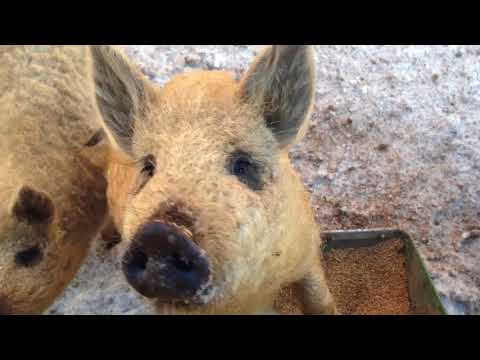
[239,45,316,149]
[91,45,150,155]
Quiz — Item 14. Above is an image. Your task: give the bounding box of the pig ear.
[91,45,149,154]
[10,186,55,225]
[239,45,316,148]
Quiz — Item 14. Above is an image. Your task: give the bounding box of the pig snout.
[122,222,211,303]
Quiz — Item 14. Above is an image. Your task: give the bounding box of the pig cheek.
[220,207,266,281]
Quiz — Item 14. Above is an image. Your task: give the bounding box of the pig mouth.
[150,284,217,314]
[150,276,218,311]
[165,268,217,308]
[168,280,217,308]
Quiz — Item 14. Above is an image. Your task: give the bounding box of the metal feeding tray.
[321,228,447,315]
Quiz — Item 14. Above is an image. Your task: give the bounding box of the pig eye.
[229,151,263,191]
[134,155,156,195]
[141,155,156,177]
[15,245,43,268]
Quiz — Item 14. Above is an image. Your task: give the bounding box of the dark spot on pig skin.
[12,186,54,225]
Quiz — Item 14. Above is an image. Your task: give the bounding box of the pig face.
[93,45,317,313]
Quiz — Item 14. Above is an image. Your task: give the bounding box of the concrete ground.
[48,45,480,315]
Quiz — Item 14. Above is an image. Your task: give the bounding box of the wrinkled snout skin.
[95,45,337,314]
[0,46,108,314]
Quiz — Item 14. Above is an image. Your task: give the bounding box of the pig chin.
[151,276,219,311]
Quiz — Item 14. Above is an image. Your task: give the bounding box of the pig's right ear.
[90,45,149,155]
[239,45,316,149]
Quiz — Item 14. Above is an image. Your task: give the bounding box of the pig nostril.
[128,250,148,273]
[172,252,194,272]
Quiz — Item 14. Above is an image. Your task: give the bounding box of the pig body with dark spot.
[0,46,109,314]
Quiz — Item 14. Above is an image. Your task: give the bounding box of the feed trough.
[275,228,447,315]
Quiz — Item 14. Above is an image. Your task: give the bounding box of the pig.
[0,46,108,314]
[92,45,337,314]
